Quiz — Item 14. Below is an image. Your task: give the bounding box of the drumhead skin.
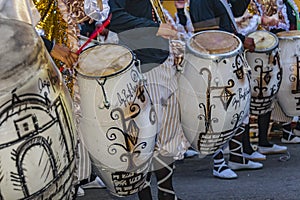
[77,44,134,78]
[0,18,77,199]
[277,30,300,39]
[247,30,278,52]
[187,30,243,61]
[276,30,300,116]
[179,30,250,155]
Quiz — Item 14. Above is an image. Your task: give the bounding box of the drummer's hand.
[157,23,178,39]
[96,22,110,40]
[243,37,255,52]
[50,44,78,68]
[261,15,279,27]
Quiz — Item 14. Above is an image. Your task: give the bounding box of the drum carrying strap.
[219,0,239,33]
[149,0,166,23]
[287,0,300,30]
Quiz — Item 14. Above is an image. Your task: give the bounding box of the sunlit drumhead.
[187,30,242,60]
[277,30,300,40]
[248,30,278,52]
[77,44,133,78]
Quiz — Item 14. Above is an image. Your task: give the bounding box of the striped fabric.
[143,56,190,160]
[271,99,292,122]
[76,141,92,182]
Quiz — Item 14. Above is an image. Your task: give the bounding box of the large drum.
[179,30,251,155]
[0,19,77,199]
[246,30,282,115]
[76,44,157,196]
[276,30,300,117]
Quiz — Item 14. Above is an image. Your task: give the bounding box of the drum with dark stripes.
[0,18,77,199]
[246,30,282,115]
[178,30,251,155]
[276,30,300,117]
[76,44,157,196]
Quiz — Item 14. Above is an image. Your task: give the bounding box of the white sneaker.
[184,149,199,158]
[257,144,287,155]
[243,151,266,161]
[81,176,106,189]
[228,160,263,171]
[77,186,85,197]
[213,168,238,179]
[281,129,300,144]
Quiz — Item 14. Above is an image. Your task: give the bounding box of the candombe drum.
[179,30,251,155]
[0,19,77,199]
[76,44,157,196]
[276,30,300,116]
[246,30,282,115]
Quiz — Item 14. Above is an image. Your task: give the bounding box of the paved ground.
[77,137,300,200]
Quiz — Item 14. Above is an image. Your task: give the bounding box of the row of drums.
[1,17,300,199]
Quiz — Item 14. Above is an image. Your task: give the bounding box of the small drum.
[276,30,300,117]
[246,30,281,115]
[179,30,251,155]
[76,44,157,196]
[0,19,77,199]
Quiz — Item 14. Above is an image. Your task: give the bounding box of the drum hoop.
[187,30,243,61]
[76,43,136,79]
[247,30,278,53]
[277,35,300,40]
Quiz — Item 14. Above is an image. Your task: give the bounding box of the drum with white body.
[0,19,77,199]
[179,30,251,155]
[246,30,282,115]
[276,30,300,117]
[76,44,157,196]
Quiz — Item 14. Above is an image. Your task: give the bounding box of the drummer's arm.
[109,0,159,33]
[40,36,78,68]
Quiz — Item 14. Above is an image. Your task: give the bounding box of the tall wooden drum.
[76,44,157,196]
[276,30,300,117]
[0,19,77,199]
[246,30,282,115]
[179,30,251,155]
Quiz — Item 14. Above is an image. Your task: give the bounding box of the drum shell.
[276,31,300,117]
[246,31,281,115]
[77,45,157,196]
[179,31,251,155]
[0,19,77,200]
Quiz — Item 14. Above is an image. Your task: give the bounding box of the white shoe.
[213,168,238,179]
[77,186,85,197]
[184,149,199,158]
[228,160,263,171]
[243,151,266,161]
[281,129,300,144]
[81,176,106,189]
[213,158,238,179]
[257,144,287,155]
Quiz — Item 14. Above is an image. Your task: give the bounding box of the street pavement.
[78,137,300,200]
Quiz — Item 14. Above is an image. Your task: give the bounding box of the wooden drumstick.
[97,0,103,11]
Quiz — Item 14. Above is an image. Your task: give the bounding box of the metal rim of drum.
[277,30,300,40]
[186,30,243,61]
[247,30,279,53]
[75,43,136,79]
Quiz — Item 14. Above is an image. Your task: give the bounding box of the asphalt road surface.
[78,138,300,200]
